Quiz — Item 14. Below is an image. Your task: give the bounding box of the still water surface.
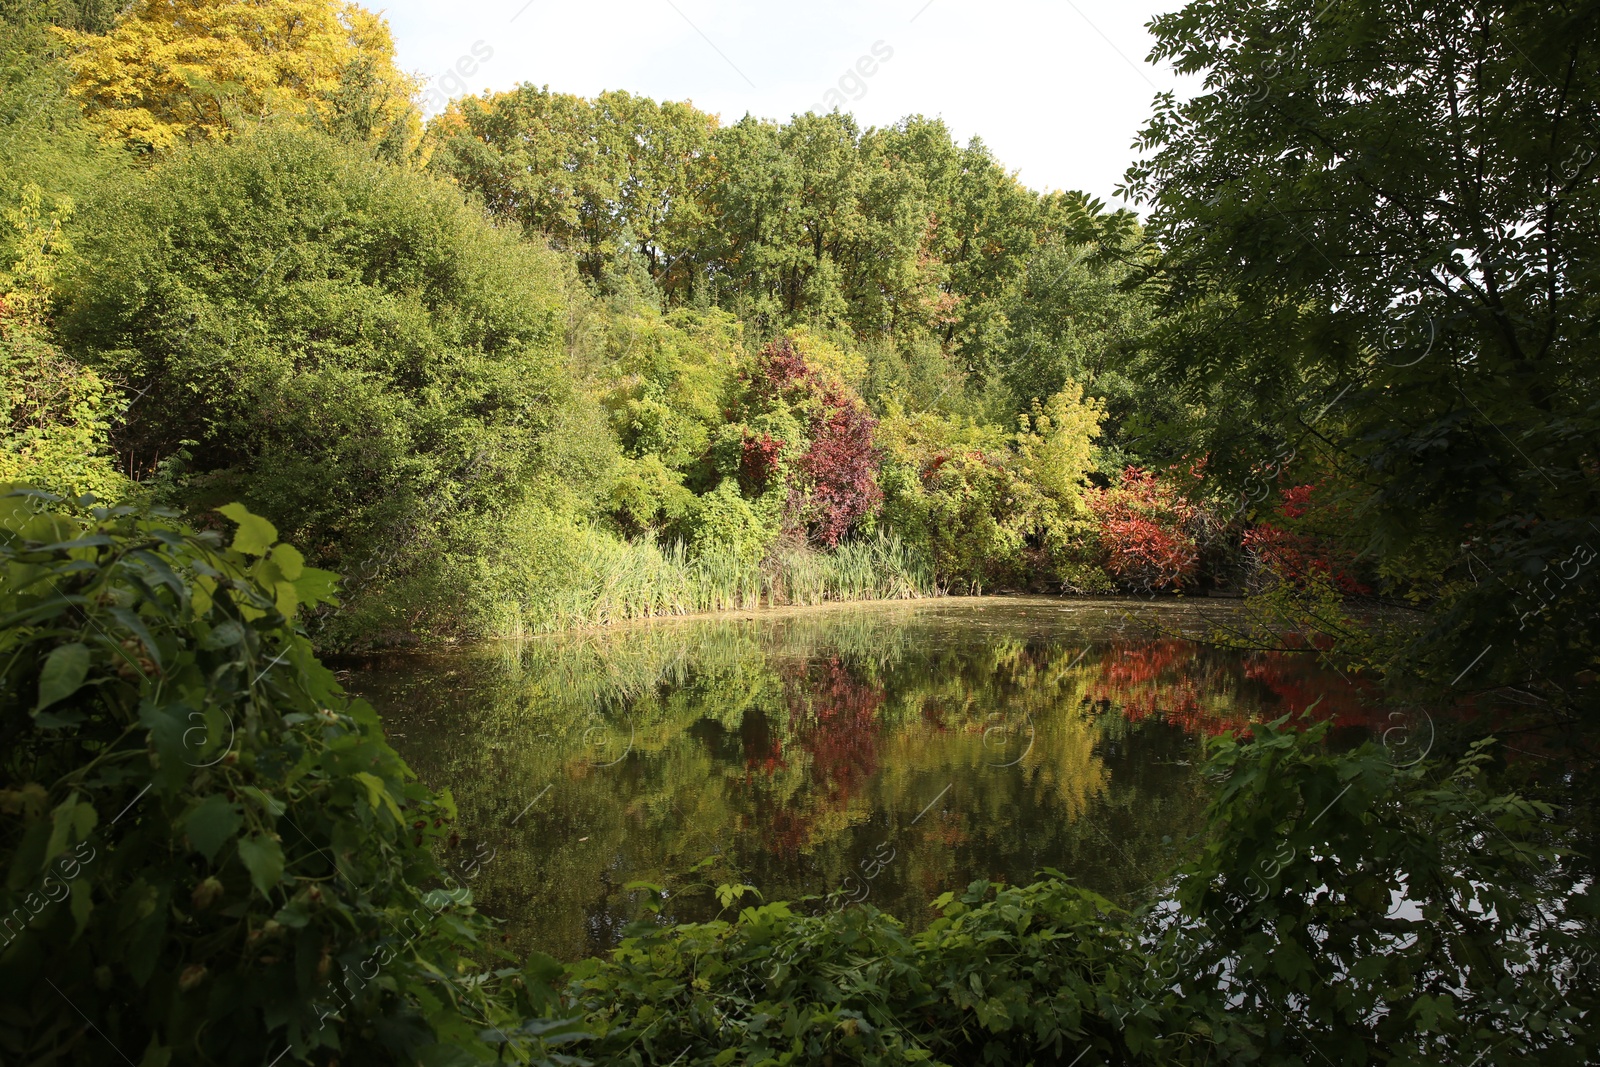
[347,597,1383,960]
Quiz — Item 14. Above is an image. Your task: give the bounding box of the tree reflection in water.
[348,598,1393,960]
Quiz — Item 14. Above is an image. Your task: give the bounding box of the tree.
[427,93,1139,386]
[0,0,119,33]
[53,0,420,154]
[0,10,127,223]
[1124,0,1600,704]
[57,126,584,638]
[996,232,1156,472]
[427,86,718,285]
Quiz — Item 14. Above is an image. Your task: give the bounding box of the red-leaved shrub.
[1088,466,1201,591]
[745,337,882,547]
[1243,483,1371,595]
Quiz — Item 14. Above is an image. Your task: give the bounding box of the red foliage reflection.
[788,658,886,802]
[1089,639,1391,736]
[739,658,889,857]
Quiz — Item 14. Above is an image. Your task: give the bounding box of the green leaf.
[273,897,312,929]
[19,513,77,544]
[36,642,90,712]
[237,835,285,899]
[44,793,96,866]
[108,608,162,669]
[199,620,245,649]
[69,875,93,937]
[138,1038,172,1067]
[291,566,340,606]
[269,542,304,580]
[353,771,404,824]
[183,796,242,864]
[217,503,277,556]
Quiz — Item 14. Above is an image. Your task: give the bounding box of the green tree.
[427,85,717,286]
[58,126,588,641]
[0,10,126,229]
[1124,0,1600,704]
[996,234,1156,473]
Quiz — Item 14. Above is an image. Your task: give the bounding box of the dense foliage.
[2,0,1597,1062]
[569,718,1596,1065]
[0,0,1252,646]
[54,0,420,155]
[427,89,1134,369]
[4,497,1592,1064]
[1123,0,1600,708]
[0,492,579,1065]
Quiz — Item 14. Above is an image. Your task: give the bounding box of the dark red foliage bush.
[1243,483,1371,595]
[745,336,883,547]
[798,399,882,547]
[1088,467,1201,591]
[739,431,784,492]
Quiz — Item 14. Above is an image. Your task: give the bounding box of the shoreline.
[334,592,1307,662]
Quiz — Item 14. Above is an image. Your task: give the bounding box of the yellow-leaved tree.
[1015,382,1107,588]
[53,0,420,154]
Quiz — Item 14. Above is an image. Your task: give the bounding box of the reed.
[511,529,937,634]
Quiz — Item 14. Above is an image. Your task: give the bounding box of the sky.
[375,0,1200,209]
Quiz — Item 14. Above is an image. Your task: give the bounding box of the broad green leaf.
[127,887,169,986]
[353,772,404,824]
[20,513,78,544]
[36,642,90,712]
[199,620,246,649]
[273,897,312,929]
[269,542,304,580]
[183,796,242,863]
[236,835,285,899]
[217,503,277,557]
[291,566,340,606]
[192,575,215,617]
[139,1038,172,1067]
[69,875,93,937]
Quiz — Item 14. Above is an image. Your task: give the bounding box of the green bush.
[57,125,589,644]
[0,489,580,1065]
[0,185,128,503]
[877,394,1109,594]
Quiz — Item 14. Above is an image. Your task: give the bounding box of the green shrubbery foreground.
[3,491,1595,1066]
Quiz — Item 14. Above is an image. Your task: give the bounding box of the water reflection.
[346,598,1381,960]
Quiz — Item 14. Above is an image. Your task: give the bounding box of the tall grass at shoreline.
[508,530,937,634]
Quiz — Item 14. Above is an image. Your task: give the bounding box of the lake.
[345,597,1388,961]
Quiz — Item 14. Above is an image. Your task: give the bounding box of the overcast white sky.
[375,0,1199,209]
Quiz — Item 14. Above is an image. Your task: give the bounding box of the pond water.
[345,597,1388,961]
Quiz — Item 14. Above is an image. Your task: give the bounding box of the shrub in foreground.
[567,715,1596,1065]
[0,489,576,1065]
